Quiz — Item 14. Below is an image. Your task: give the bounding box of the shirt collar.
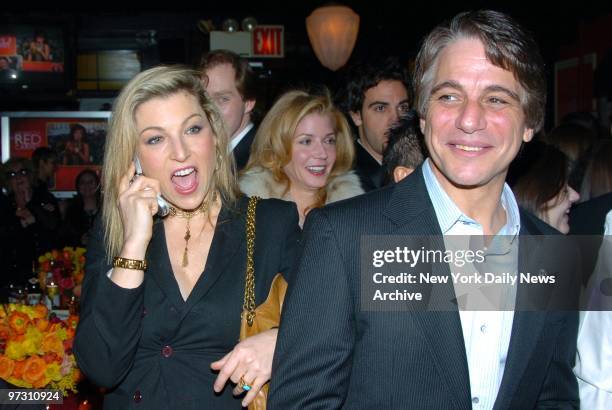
[229,122,254,152]
[422,158,520,237]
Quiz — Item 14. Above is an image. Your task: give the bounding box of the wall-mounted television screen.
[1,111,111,197]
[0,24,69,91]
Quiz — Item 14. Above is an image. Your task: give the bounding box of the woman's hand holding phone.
[117,161,161,260]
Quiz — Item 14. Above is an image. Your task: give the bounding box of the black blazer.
[74,197,300,410]
[269,166,579,409]
[233,125,257,171]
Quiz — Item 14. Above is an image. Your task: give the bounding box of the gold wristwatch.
[112,256,147,271]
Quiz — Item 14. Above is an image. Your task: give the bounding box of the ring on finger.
[238,376,253,391]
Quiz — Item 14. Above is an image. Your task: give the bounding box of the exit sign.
[252,26,284,58]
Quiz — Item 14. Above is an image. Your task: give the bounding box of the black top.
[353,140,384,192]
[60,196,100,247]
[74,196,300,410]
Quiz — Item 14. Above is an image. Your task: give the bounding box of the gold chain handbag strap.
[243,196,260,326]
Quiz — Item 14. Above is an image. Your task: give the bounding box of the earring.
[215,148,221,171]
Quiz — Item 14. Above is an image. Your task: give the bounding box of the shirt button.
[472,397,479,404]
[480,324,487,333]
[141,308,147,317]
[133,390,142,403]
[162,345,173,358]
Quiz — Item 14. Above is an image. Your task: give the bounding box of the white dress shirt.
[423,159,519,410]
[575,209,612,409]
[229,122,254,152]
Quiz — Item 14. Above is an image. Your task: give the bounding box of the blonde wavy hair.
[102,65,237,261]
[245,89,354,209]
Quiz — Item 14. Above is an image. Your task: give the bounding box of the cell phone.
[133,155,170,217]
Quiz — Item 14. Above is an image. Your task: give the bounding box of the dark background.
[2,1,611,131]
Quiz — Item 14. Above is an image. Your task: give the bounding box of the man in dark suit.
[340,57,411,191]
[200,49,257,170]
[269,10,579,410]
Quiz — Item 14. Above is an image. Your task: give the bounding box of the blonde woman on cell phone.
[74,66,300,409]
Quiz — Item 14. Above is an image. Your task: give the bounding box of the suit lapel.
[146,220,185,308]
[494,214,548,410]
[233,127,255,170]
[146,205,246,321]
[179,204,245,320]
[384,168,471,410]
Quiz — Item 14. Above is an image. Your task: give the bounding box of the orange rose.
[22,356,46,385]
[32,305,48,319]
[42,353,59,364]
[0,356,15,379]
[66,315,79,329]
[41,333,64,355]
[31,374,48,388]
[12,360,26,378]
[8,312,30,335]
[0,323,12,340]
[72,367,82,382]
[65,327,75,340]
[35,318,49,332]
[48,323,63,333]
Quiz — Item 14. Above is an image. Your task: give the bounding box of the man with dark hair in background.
[270,10,579,409]
[199,49,257,170]
[340,57,411,191]
[382,110,425,185]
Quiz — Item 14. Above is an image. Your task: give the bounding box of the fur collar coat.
[239,166,364,204]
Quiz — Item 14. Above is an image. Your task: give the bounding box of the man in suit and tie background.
[269,10,579,410]
[200,49,257,170]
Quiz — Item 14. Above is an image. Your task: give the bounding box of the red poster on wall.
[9,117,107,191]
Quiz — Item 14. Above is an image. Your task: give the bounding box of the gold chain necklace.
[168,201,208,267]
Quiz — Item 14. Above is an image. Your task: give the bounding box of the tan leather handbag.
[240,196,288,410]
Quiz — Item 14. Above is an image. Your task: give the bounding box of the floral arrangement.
[38,247,86,303]
[0,304,81,396]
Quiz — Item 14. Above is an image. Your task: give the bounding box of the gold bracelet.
[112,256,147,271]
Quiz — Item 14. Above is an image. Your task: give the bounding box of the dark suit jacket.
[233,125,257,171]
[74,197,300,410]
[269,167,579,409]
[353,140,384,192]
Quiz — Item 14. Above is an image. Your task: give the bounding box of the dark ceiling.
[2,1,611,119]
[6,1,610,63]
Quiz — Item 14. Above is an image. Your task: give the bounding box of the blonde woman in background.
[240,90,363,226]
